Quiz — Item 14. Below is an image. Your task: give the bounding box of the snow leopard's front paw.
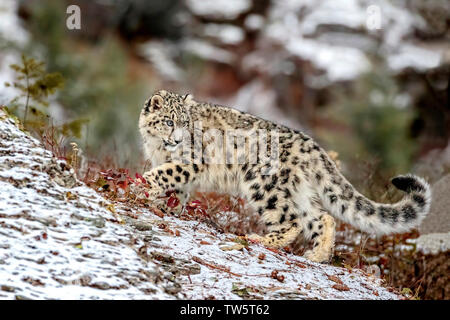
[155,195,183,215]
[129,179,149,200]
[131,184,161,201]
[142,172,165,201]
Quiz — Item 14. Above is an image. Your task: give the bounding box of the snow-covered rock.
[186,0,251,20]
[420,174,450,235]
[415,233,450,256]
[262,0,442,82]
[0,110,179,299]
[0,108,401,300]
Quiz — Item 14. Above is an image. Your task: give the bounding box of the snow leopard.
[137,89,431,263]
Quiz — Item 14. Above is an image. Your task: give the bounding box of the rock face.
[0,109,401,300]
[0,110,180,299]
[419,174,450,235]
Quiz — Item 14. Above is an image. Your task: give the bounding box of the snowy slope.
[0,109,401,300]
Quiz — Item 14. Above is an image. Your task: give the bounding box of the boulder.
[420,174,450,234]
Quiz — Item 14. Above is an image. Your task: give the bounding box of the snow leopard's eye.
[166,119,174,127]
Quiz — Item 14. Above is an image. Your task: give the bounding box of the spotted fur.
[138,90,432,263]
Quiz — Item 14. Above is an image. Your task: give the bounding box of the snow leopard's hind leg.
[246,196,304,249]
[243,164,335,263]
[303,212,336,263]
[244,167,304,248]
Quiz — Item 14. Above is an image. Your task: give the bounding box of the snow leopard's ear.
[183,94,195,106]
[146,95,163,112]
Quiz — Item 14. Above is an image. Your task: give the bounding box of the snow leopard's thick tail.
[314,153,431,235]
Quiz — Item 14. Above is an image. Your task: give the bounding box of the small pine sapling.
[5,54,64,126]
[4,54,88,162]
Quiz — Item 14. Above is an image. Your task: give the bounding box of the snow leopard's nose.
[172,127,184,143]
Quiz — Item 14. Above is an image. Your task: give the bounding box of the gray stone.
[416,232,450,255]
[419,174,450,234]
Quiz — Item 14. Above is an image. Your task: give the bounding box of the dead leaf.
[150,207,164,218]
[271,270,278,278]
[332,284,350,291]
[266,247,281,254]
[327,274,343,285]
[106,204,116,214]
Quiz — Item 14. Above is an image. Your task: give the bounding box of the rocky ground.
[0,108,402,300]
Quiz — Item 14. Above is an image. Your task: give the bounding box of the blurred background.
[0,0,449,299]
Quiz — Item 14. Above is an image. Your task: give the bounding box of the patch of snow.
[0,54,22,104]
[286,37,371,82]
[138,41,185,82]
[0,0,29,46]
[298,0,366,35]
[264,1,371,82]
[387,44,441,71]
[182,38,235,64]
[203,24,245,45]
[244,14,265,31]
[151,217,399,299]
[139,38,236,77]
[186,0,252,20]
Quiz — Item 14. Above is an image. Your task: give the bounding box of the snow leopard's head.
[139,90,194,152]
